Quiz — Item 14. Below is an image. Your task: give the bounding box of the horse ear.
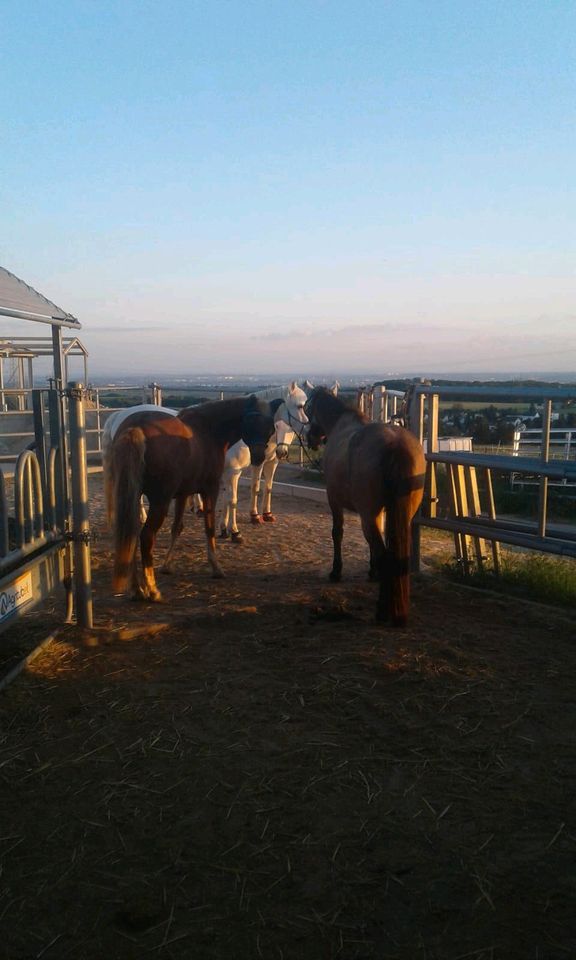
[288,381,298,394]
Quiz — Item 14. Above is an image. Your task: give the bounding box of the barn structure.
[0,266,92,644]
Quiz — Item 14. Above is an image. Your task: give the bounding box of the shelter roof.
[0,266,81,329]
[0,340,36,359]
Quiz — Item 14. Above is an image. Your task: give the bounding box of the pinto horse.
[215,382,309,540]
[110,396,275,601]
[306,387,425,626]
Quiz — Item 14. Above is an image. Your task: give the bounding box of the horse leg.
[160,494,188,573]
[250,464,264,524]
[217,473,231,539]
[360,513,387,596]
[138,502,170,602]
[261,457,278,522]
[193,493,204,516]
[367,510,386,581]
[329,501,344,582]
[228,470,243,543]
[202,489,225,578]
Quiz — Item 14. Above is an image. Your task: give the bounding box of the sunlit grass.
[445,551,576,609]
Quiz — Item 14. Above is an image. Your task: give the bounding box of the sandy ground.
[0,474,575,960]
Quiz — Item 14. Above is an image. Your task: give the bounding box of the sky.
[1,0,575,378]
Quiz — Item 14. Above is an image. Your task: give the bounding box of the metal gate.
[0,383,93,635]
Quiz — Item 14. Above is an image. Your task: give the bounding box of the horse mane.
[309,387,366,423]
[179,396,247,426]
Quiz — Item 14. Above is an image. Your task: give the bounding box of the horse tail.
[102,440,115,529]
[381,448,425,627]
[112,427,146,594]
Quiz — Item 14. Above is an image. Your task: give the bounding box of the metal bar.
[447,463,465,571]
[484,468,501,575]
[455,464,472,575]
[426,393,439,519]
[412,384,576,401]
[0,470,8,556]
[416,516,576,559]
[32,390,48,493]
[0,532,61,576]
[465,466,487,571]
[67,383,93,628]
[0,306,80,328]
[538,399,552,538]
[431,512,576,543]
[426,451,576,481]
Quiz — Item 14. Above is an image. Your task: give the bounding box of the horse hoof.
[250,514,263,525]
[231,532,243,544]
[131,587,162,603]
[211,567,225,579]
[329,571,342,583]
[262,512,276,523]
[218,529,229,540]
[196,509,204,516]
[391,615,408,628]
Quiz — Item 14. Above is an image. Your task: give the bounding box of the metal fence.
[405,383,576,572]
[0,382,163,467]
[0,385,93,634]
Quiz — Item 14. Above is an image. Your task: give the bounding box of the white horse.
[216,383,308,542]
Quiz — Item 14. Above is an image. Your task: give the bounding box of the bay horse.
[110,396,275,601]
[305,387,425,626]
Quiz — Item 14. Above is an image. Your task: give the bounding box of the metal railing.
[406,383,576,571]
[0,382,164,467]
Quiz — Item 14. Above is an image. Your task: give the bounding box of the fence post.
[426,393,439,519]
[67,383,93,629]
[538,399,552,538]
[373,385,386,422]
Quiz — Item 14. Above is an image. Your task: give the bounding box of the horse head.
[304,386,344,447]
[241,395,275,466]
[306,419,326,451]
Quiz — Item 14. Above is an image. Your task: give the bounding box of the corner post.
[67,382,93,628]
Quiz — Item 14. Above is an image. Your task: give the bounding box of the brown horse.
[306,388,425,626]
[110,396,275,601]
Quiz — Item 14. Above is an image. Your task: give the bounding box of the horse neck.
[313,392,360,436]
[180,398,247,446]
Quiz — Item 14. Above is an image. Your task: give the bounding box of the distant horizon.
[83,369,576,387]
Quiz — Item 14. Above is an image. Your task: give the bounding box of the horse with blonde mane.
[306,387,425,626]
[109,396,274,601]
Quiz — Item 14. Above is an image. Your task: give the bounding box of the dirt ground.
[0,475,575,960]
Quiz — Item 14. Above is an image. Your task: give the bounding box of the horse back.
[114,412,199,497]
[325,420,425,512]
